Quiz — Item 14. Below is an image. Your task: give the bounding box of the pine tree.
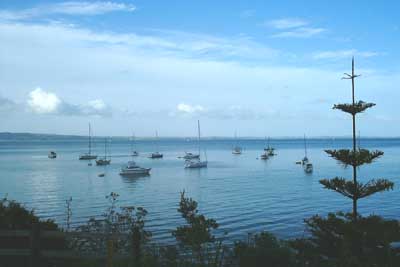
[319,58,394,220]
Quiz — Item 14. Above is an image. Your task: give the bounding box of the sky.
[0,0,400,137]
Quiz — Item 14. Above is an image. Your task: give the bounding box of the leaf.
[325,149,383,167]
[333,101,375,115]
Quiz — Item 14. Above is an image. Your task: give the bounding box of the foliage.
[333,101,375,115]
[172,191,223,266]
[291,212,400,267]
[233,232,295,267]
[325,149,383,167]
[0,197,58,230]
[320,177,394,199]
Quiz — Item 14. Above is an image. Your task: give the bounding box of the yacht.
[301,134,309,165]
[304,163,313,173]
[185,120,207,169]
[149,131,163,159]
[183,152,200,159]
[96,138,111,166]
[130,133,139,157]
[232,131,242,155]
[48,151,57,159]
[260,152,269,160]
[120,161,151,176]
[79,123,97,160]
[264,137,276,156]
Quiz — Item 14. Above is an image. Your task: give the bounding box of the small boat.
[264,137,276,156]
[300,134,309,165]
[149,152,163,159]
[130,133,139,156]
[304,163,313,173]
[149,131,163,159]
[79,123,97,160]
[48,151,57,159]
[185,120,207,168]
[120,161,151,176]
[185,159,207,168]
[260,152,269,160]
[183,152,200,159]
[96,138,111,166]
[232,131,242,155]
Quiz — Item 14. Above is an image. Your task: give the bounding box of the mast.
[197,120,201,156]
[155,131,159,152]
[304,134,307,158]
[88,123,91,155]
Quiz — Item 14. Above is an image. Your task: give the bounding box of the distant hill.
[0,132,84,141]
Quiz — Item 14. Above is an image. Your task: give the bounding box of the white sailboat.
[130,133,139,156]
[302,134,313,173]
[96,137,111,166]
[149,131,163,159]
[185,120,207,168]
[79,123,97,160]
[232,131,242,155]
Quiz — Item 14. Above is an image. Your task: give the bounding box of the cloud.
[266,18,308,29]
[28,88,61,114]
[312,49,380,60]
[265,18,325,38]
[271,27,326,38]
[27,88,111,117]
[176,103,205,114]
[0,1,135,20]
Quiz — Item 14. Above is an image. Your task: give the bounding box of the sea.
[1,135,399,243]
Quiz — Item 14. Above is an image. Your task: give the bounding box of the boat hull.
[79,155,98,160]
[96,159,111,166]
[185,161,207,168]
[120,168,151,176]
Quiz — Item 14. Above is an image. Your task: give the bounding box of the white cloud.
[312,49,380,60]
[26,88,110,116]
[266,18,308,29]
[0,1,135,20]
[271,27,326,38]
[176,103,205,114]
[28,88,61,114]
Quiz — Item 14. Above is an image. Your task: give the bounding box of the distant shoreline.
[1,132,400,140]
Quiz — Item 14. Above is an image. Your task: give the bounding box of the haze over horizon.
[1,1,399,137]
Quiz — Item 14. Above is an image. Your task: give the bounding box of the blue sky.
[0,1,399,137]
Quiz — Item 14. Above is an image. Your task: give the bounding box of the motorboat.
[48,151,57,159]
[79,123,97,160]
[149,152,163,158]
[183,152,200,159]
[120,161,151,176]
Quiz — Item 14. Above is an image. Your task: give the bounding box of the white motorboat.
[120,161,151,176]
[183,152,200,159]
[304,163,313,173]
[79,123,97,160]
[96,137,111,166]
[48,151,57,159]
[185,120,207,169]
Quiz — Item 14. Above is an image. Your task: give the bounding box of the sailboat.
[79,123,97,160]
[185,120,207,168]
[96,138,111,165]
[130,133,139,157]
[302,134,313,173]
[232,131,242,155]
[149,131,163,158]
[264,137,276,156]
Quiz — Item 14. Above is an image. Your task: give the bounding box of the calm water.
[1,137,399,243]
